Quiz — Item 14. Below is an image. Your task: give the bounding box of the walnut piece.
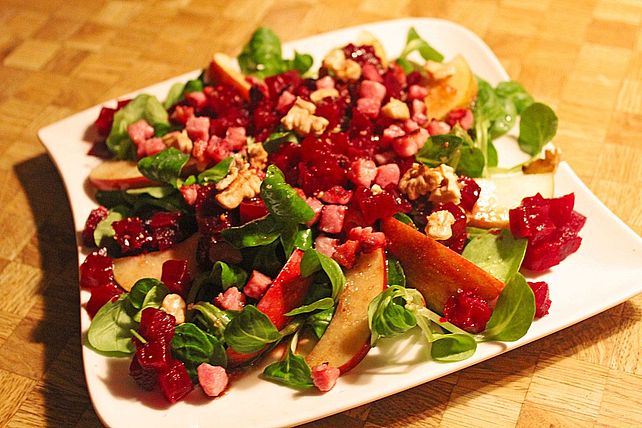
[322,48,362,81]
[161,294,186,325]
[425,210,456,240]
[310,88,339,104]
[424,60,456,80]
[398,163,461,204]
[247,142,268,170]
[215,157,262,210]
[381,98,410,120]
[522,147,562,174]
[281,97,329,136]
[162,130,193,154]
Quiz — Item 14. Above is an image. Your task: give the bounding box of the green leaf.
[399,27,444,62]
[518,102,558,156]
[212,261,248,291]
[172,323,227,370]
[262,131,298,154]
[495,81,534,114]
[368,285,419,345]
[393,212,416,228]
[260,165,314,224]
[305,306,334,339]
[280,224,312,257]
[93,208,126,247]
[285,297,334,316]
[128,278,163,310]
[183,78,204,94]
[87,294,137,354]
[163,82,186,109]
[386,255,406,287]
[125,186,175,198]
[197,156,233,184]
[300,249,346,300]
[137,147,190,188]
[462,228,527,283]
[482,273,535,342]
[416,134,464,169]
[106,94,170,160]
[96,188,188,215]
[221,215,281,248]
[456,146,485,178]
[262,345,313,389]
[286,51,314,75]
[189,301,235,340]
[430,334,477,362]
[249,241,284,278]
[223,305,281,353]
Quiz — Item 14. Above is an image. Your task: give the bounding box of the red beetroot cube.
[458,176,481,212]
[139,308,176,343]
[442,289,492,334]
[319,205,348,234]
[528,281,552,319]
[319,186,352,205]
[161,259,192,297]
[86,282,123,318]
[239,198,269,224]
[158,360,194,403]
[112,217,151,255]
[82,206,109,247]
[80,250,114,289]
[137,340,173,371]
[129,355,158,391]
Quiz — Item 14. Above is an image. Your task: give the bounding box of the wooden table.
[1,0,640,426]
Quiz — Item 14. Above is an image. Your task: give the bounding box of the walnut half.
[281,97,329,136]
[215,157,262,210]
[398,163,461,205]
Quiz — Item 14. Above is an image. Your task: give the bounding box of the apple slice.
[471,173,554,228]
[305,248,386,374]
[381,217,504,313]
[89,160,154,191]
[207,53,251,101]
[112,234,199,291]
[424,55,477,120]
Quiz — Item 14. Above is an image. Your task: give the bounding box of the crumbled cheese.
[425,210,456,241]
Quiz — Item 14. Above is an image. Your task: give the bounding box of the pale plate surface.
[38,18,642,428]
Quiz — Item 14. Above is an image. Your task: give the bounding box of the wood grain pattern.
[0,0,640,426]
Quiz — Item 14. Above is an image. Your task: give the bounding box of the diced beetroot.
[319,205,348,234]
[374,163,400,188]
[347,226,386,253]
[265,70,302,100]
[94,107,116,137]
[382,64,405,101]
[343,44,382,69]
[521,226,584,271]
[458,176,481,212]
[161,259,192,297]
[361,63,383,83]
[356,97,381,118]
[180,184,200,206]
[408,84,428,100]
[214,287,246,311]
[311,363,340,392]
[314,235,339,258]
[197,363,229,397]
[186,116,210,142]
[243,271,273,300]
[80,249,114,289]
[158,360,194,404]
[136,340,173,371]
[276,90,296,114]
[352,186,411,225]
[137,137,166,158]
[332,240,360,269]
[529,281,552,319]
[305,196,324,226]
[446,109,474,130]
[319,186,353,205]
[359,80,386,101]
[86,282,123,318]
[347,159,377,188]
[427,120,451,136]
[129,355,158,391]
[185,91,207,109]
[82,206,109,246]
[442,289,492,334]
[112,217,151,255]
[240,197,269,223]
[139,308,176,343]
[127,119,155,146]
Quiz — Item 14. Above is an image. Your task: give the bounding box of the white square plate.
[38,18,642,428]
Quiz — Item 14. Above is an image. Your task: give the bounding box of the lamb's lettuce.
[223,305,281,353]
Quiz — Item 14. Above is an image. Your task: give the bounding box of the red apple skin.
[207,53,251,101]
[381,217,505,313]
[89,160,154,191]
[306,248,386,374]
[112,234,199,291]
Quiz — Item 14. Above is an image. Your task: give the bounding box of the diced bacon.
[305,197,323,226]
[214,287,246,311]
[276,90,296,114]
[170,105,194,125]
[311,363,340,392]
[348,159,377,188]
[197,364,229,397]
[408,84,429,100]
[374,151,396,165]
[427,119,451,136]
[225,127,247,151]
[137,137,166,158]
[361,64,383,83]
[347,226,387,253]
[446,108,474,130]
[411,99,428,125]
[413,128,429,150]
[392,134,419,157]
[185,91,207,109]
[206,135,232,163]
[382,124,406,144]
[319,185,353,205]
[332,240,360,268]
[356,97,381,118]
[180,184,200,206]
[192,138,208,163]
[127,119,155,146]
[359,80,386,102]
[319,205,348,234]
[316,75,335,89]
[314,235,339,258]
[186,116,210,142]
[243,270,273,300]
[374,163,400,188]
[403,119,420,132]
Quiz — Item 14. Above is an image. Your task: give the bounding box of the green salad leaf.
[221,215,281,249]
[518,102,558,156]
[262,336,313,389]
[93,208,126,247]
[285,297,334,317]
[189,301,235,340]
[397,27,444,73]
[87,295,137,354]
[386,255,406,287]
[261,165,314,224]
[137,147,190,188]
[197,156,234,184]
[172,323,227,375]
[223,305,281,353]
[462,228,527,283]
[300,249,346,300]
[211,261,248,291]
[482,273,535,342]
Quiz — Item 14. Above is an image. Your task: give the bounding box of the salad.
[79,26,586,404]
